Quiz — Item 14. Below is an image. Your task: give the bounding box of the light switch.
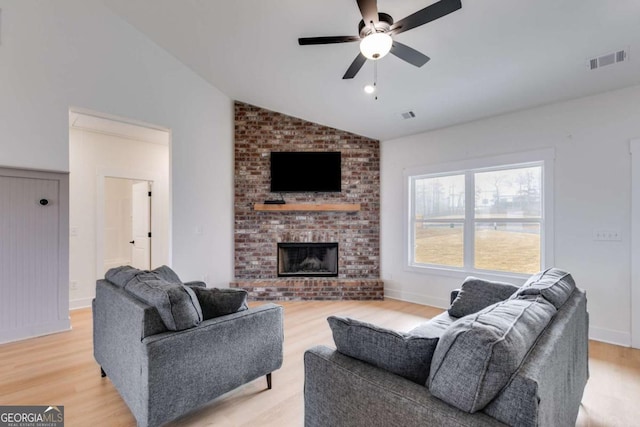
[592,229,621,241]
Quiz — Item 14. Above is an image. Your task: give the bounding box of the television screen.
[270,151,341,193]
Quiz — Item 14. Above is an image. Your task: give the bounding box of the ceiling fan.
[298,0,462,79]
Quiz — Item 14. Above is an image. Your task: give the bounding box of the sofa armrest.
[141,304,284,427]
[304,345,505,427]
[93,280,151,420]
[483,289,589,427]
[184,280,207,288]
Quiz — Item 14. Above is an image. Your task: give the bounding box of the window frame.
[403,149,554,281]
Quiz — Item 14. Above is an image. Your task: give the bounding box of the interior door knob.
[129,240,135,244]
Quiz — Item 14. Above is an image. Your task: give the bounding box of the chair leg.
[100,367,106,378]
[266,373,272,390]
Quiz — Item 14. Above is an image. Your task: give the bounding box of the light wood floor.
[0,300,639,426]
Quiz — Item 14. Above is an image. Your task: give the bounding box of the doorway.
[69,108,170,309]
[104,178,152,272]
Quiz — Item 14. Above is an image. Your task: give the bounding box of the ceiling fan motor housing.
[297,0,463,79]
[358,13,393,37]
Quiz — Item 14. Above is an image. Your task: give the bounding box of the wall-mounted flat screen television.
[270,151,341,193]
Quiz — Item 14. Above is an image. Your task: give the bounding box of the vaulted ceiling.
[102,0,640,141]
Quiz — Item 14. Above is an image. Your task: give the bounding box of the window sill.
[404,263,531,284]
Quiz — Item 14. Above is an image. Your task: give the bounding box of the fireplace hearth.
[277,243,338,277]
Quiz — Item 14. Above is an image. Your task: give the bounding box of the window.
[406,151,552,277]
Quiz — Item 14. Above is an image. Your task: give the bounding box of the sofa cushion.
[511,268,575,309]
[190,287,248,320]
[125,279,203,331]
[328,316,439,384]
[409,311,457,338]
[448,277,519,318]
[105,265,184,288]
[151,265,183,284]
[105,265,141,288]
[428,295,557,413]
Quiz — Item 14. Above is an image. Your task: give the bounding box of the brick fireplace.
[231,102,383,300]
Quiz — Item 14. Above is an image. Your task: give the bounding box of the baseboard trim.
[0,319,71,345]
[70,297,93,310]
[589,326,631,347]
[384,288,449,310]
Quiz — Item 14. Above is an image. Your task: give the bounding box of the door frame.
[96,167,162,280]
[631,139,640,348]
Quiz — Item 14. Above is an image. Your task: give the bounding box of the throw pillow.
[191,287,248,320]
[428,295,556,413]
[125,279,203,331]
[511,268,576,309]
[328,316,439,384]
[448,277,519,318]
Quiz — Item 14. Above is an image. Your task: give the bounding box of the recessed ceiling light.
[364,84,376,94]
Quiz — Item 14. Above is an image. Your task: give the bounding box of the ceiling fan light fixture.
[360,32,392,60]
[364,84,376,94]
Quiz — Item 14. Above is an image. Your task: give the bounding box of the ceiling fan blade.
[390,0,462,35]
[298,36,361,45]
[357,0,379,27]
[390,42,430,67]
[343,53,367,79]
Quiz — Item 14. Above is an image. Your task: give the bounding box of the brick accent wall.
[233,101,382,300]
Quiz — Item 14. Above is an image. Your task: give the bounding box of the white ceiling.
[102,0,640,141]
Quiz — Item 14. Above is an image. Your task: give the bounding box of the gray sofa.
[304,268,589,427]
[93,266,284,427]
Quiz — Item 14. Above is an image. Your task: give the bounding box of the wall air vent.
[588,48,628,70]
[401,111,416,120]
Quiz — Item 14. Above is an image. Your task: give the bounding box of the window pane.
[414,175,465,220]
[414,222,464,267]
[474,223,540,274]
[475,166,541,219]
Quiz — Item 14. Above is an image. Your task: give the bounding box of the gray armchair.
[93,279,284,427]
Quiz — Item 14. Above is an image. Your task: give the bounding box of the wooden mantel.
[253,203,361,212]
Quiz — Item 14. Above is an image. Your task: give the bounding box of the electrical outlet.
[202,274,210,284]
[70,281,78,291]
[592,229,621,241]
[70,227,78,237]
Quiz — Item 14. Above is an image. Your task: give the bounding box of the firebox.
[277,243,338,277]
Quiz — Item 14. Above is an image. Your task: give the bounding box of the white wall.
[69,128,170,309]
[0,1,234,294]
[381,85,640,347]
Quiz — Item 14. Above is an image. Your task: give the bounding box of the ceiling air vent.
[588,48,628,70]
[401,111,416,120]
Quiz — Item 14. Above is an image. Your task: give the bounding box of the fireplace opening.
[277,243,338,277]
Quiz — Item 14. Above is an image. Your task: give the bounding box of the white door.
[131,181,151,270]
[0,174,61,341]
